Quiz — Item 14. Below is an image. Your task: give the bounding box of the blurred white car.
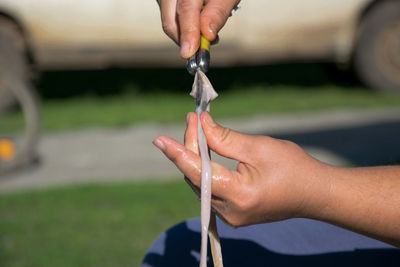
[0,0,399,92]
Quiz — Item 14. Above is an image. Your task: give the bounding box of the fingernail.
[209,23,217,35]
[180,42,190,58]
[203,112,217,127]
[153,138,166,151]
[186,113,191,124]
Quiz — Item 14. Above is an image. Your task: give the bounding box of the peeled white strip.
[190,71,218,101]
[209,213,224,267]
[197,109,211,267]
[190,71,221,267]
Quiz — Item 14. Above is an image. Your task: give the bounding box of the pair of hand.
[156,0,240,58]
[153,112,329,227]
[155,0,317,226]
[155,2,400,246]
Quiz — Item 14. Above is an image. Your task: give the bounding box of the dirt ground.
[1,107,399,193]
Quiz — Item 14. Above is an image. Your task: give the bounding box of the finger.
[184,112,199,155]
[154,135,201,180]
[159,0,180,44]
[211,202,234,227]
[176,0,203,58]
[184,112,200,194]
[185,176,227,203]
[153,135,236,198]
[201,0,240,41]
[200,112,259,163]
[211,35,219,45]
[184,113,229,201]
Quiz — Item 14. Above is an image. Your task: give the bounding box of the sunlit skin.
[154,112,400,247]
[156,0,240,58]
[156,0,400,248]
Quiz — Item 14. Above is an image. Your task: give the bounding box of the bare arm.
[153,112,400,247]
[156,0,240,58]
[314,165,400,246]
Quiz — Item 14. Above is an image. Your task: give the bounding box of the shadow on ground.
[142,219,400,267]
[269,120,400,166]
[36,63,362,98]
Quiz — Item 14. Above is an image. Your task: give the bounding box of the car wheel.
[0,18,27,110]
[354,0,400,93]
[0,18,40,175]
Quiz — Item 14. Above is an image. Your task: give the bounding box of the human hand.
[156,0,240,59]
[153,112,331,227]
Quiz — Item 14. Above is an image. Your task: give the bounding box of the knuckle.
[282,139,302,153]
[168,150,180,163]
[227,214,244,228]
[211,5,230,20]
[167,147,186,165]
[282,139,296,147]
[235,195,254,213]
[229,185,257,218]
[182,26,198,36]
[162,21,175,36]
[218,127,233,147]
[176,0,195,15]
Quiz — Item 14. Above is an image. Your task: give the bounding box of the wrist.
[296,160,337,220]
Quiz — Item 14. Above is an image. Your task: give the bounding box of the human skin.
[153,112,400,247]
[156,0,240,58]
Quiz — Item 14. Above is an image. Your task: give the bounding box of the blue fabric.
[142,217,399,267]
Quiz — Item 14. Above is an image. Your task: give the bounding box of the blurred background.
[1,0,400,266]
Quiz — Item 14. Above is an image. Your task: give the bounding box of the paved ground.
[1,107,400,193]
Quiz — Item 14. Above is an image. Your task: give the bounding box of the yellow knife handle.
[186,8,211,75]
[198,36,211,73]
[201,36,211,52]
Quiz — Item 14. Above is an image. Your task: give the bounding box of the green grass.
[40,86,400,131]
[2,64,400,133]
[0,180,199,267]
[2,85,400,133]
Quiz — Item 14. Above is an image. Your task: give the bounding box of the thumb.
[200,0,240,41]
[200,112,256,163]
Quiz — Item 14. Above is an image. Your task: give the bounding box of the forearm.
[309,165,400,247]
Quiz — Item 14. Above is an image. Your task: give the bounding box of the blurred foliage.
[2,63,399,133]
[2,85,398,133]
[0,180,198,267]
[36,63,358,98]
